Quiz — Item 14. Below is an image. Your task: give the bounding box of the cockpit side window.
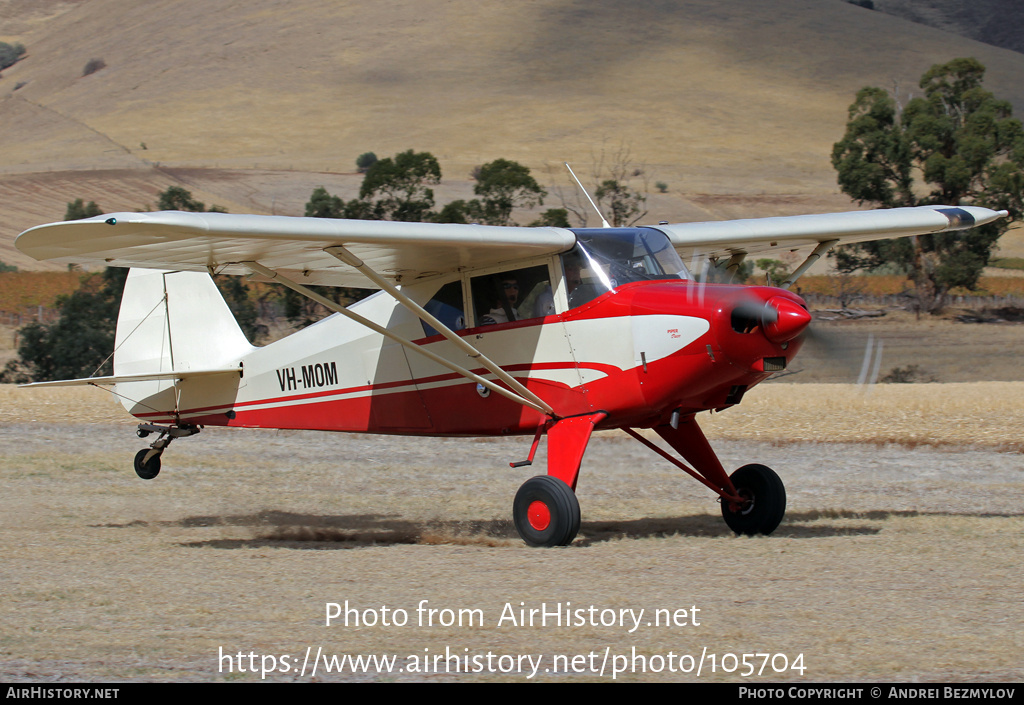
[420,279,465,336]
[470,264,551,326]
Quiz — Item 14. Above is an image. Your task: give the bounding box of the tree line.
[306,151,568,226]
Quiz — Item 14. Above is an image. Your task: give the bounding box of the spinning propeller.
[730,296,811,343]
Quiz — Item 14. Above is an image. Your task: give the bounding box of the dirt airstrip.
[0,384,1021,682]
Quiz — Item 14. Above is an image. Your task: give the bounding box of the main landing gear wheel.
[133,449,161,480]
[513,476,581,547]
[721,463,786,536]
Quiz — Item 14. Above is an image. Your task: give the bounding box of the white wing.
[15,211,577,287]
[658,205,1007,261]
[16,205,1008,286]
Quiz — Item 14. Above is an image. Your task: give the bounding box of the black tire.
[134,449,161,480]
[513,475,581,547]
[721,463,786,536]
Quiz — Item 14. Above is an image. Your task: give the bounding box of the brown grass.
[797,273,1024,297]
[699,382,1024,451]
[1,409,1021,682]
[778,309,1024,384]
[0,384,133,423]
[4,380,1024,449]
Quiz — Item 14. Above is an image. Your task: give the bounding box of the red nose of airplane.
[762,296,812,343]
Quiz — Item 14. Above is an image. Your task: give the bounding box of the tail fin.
[115,269,254,376]
[114,269,255,419]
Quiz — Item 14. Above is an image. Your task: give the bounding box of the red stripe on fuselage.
[134,359,612,417]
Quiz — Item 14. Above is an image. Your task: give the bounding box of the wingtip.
[935,206,1011,229]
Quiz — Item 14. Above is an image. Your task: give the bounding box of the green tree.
[65,199,102,220]
[293,188,375,325]
[754,258,791,287]
[550,145,648,227]
[305,186,346,218]
[432,199,471,224]
[470,159,546,226]
[0,42,25,71]
[303,185,376,220]
[158,185,226,213]
[359,149,441,221]
[355,152,378,173]
[831,58,1024,314]
[214,274,263,342]
[528,208,571,228]
[595,179,646,227]
[82,58,106,76]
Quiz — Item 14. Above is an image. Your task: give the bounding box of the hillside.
[2,0,1024,269]
[875,0,1024,54]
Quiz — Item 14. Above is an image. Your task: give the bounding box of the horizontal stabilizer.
[19,366,242,389]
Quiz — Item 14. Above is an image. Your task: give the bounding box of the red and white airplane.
[15,204,1006,546]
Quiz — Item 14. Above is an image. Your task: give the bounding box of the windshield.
[563,227,691,309]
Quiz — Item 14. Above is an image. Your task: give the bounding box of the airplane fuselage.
[124,279,806,435]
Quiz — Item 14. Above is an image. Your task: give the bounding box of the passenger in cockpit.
[480,275,519,325]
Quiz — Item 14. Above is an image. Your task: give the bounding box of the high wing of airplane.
[15,204,1007,546]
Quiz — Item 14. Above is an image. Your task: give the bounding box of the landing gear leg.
[511,412,606,547]
[132,423,200,480]
[626,417,787,536]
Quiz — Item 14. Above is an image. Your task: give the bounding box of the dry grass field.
[1,383,1021,682]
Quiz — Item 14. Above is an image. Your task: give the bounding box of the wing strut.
[242,260,556,417]
[322,246,555,416]
[780,239,839,290]
[723,252,747,283]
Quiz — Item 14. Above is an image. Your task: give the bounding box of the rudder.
[114,269,254,376]
[114,269,255,418]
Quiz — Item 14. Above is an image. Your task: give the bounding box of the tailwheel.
[513,475,581,547]
[721,463,786,536]
[133,448,162,480]
[130,423,200,480]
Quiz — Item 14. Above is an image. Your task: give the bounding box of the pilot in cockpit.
[480,275,519,325]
